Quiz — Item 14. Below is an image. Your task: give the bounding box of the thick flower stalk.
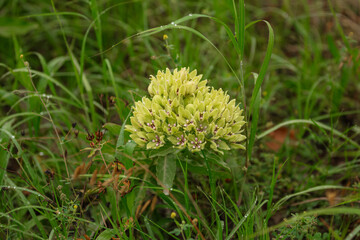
[125,68,246,154]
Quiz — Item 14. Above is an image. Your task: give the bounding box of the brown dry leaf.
[73,162,85,180]
[135,202,142,217]
[102,176,114,187]
[22,190,31,196]
[113,174,120,189]
[325,190,338,206]
[125,168,133,178]
[99,164,106,174]
[90,169,98,186]
[84,161,92,174]
[150,196,158,213]
[112,166,119,177]
[119,180,129,195]
[266,127,296,151]
[138,199,151,218]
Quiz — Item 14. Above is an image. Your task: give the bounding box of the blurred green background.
[0,0,360,239]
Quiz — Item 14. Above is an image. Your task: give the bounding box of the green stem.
[177,155,190,211]
[202,150,222,240]
[202,150,215,203]
[239,59,249,168]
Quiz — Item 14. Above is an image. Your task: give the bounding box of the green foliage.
[273,214,329,240]
[156,154,177,193]
[0,17,37,37]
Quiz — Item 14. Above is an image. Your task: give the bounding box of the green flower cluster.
[125,68,246,153]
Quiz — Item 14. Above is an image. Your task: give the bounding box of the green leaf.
[103,122,121,136]
[345,224,360,240]
[119,141,136,169]
[0,121,13,185]
[226,197,257,240]
[113,111,133,168]
[169,228,182,236]
[124,140,137,156]
[0,150,9,185]
[156,155,177,194]
[116,110,132,149]
[248,72,260,162]
[246,20,274,163]
[95,229,117,240]
[248,20,274,112]
[0,17,37,37]
[183,163,231,179]
[149,145,180,158]
[202,150,230,172]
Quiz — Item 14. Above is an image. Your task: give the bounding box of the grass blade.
[257,119,360,149]
[247,73,260,162]
[226,197,257,240]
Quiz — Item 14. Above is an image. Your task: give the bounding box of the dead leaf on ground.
[265,127,296,152]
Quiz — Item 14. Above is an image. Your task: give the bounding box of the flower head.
[125,68,246,154]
